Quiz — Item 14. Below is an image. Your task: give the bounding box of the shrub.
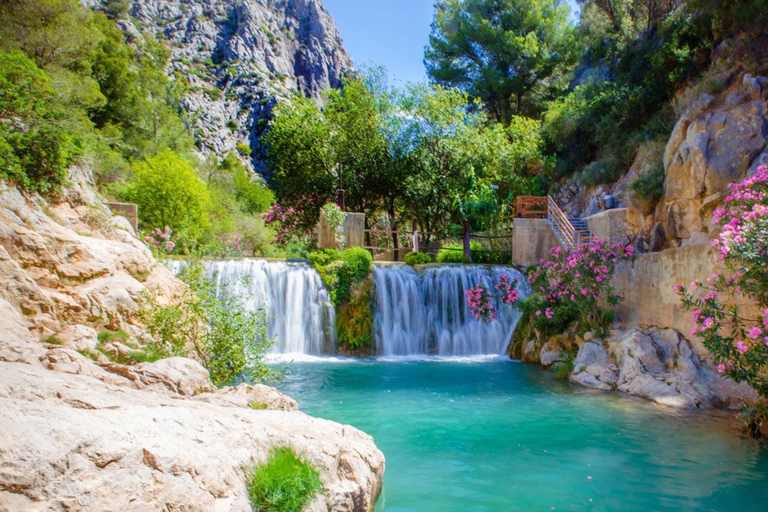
[309,249,340,268]
[142,261,281,386]
[236,142,251,156]
[467,239,634,338]
[436,243,469,264]
[337,247,372,302]
[579,161,616,188]
[629,162,665,203]
[404,251,432,266]
[205,87,222,100]
[0,51,83,194]
[123,150,211,244]
[677,166,768,437]
[247,447,322,512]
[226,119,238,132]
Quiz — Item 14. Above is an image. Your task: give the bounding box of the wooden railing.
[546,195,591,249]
[514,196,548,218]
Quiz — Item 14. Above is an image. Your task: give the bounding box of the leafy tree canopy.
[425,0,576,123]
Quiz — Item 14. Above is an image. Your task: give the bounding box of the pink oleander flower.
[747,327,762,340]
[736,340,749,354]
[717,364,726,374]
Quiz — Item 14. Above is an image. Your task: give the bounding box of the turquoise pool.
[277,358,768,512]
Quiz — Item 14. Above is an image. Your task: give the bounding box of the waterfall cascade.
[166,259,336,355]
[373,265,527,356]
[167,259,525,357]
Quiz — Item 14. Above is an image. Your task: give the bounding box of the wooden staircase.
[546,196,592,249]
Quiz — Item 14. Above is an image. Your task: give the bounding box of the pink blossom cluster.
[144,226,175,253]
[261,194,324,245]
[676,166,768,409]
[465,285,497,323]
[526,238,632,312]
[496,274,521,305]
[711,165,768,260]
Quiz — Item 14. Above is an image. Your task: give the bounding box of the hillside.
[87,0,353,171]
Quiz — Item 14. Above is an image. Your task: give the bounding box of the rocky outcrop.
[0,169,385,510]
[568,328,757,410]
[0,168,183,343]
[88,0,353,171]
[0,359,384,511]
[654,72,768,247]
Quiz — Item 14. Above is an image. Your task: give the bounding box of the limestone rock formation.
[87,0,353,171]
[0,168,183,343]
[569,328,757,409]
[0,360,384,511]
[0,168,385,510]
[656,73,768,247]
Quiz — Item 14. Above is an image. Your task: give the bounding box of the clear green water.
[277,358,768,512]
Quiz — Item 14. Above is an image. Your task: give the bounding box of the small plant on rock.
[247,447,322,512]
[677,165,768,437]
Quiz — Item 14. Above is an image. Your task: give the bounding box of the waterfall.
[165,259,336,355]
[373,265,527,356]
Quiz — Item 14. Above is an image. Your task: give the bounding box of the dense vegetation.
[0,0,275,255]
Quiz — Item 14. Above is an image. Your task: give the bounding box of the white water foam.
[165,259,336,355]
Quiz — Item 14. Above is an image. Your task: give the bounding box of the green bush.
[0,51,84,194]
[579,161,617,188]
[247,447,322,512]
[309,249,340,268]
[337,247,372,302]
[629,162,665,203]
[236,142,251,156]
[141,262,281,386]
[436,243,469,264]
[123,150,211,244]
[404,251,432,266]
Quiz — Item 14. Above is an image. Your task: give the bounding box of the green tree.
[425,0,575,122]
[0,51,84,193]
[124,150,211,243]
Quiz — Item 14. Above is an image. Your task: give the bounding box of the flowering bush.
[261,194,324,247]
[677,165,768,436]
[144,226,176,253]
[466,238,633,336]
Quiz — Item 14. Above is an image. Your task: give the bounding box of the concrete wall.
[107,202,138,234]
[584,208,631,245]
[512,218,562,266]
[318,213,365,250]
[613,244,720,356]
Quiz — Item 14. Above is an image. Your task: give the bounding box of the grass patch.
[247,447,322,512]
[77,348,100,362]
[45,335,63,345]
[97,329,130,345]
[249,399,269,410]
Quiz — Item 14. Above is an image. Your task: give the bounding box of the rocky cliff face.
[0,170,384,510]
[89,0,353,171]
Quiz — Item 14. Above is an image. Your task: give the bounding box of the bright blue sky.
[323,0,581,86]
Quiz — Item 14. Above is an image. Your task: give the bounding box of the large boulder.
[656,73,768,247]
[568,328,758,409]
